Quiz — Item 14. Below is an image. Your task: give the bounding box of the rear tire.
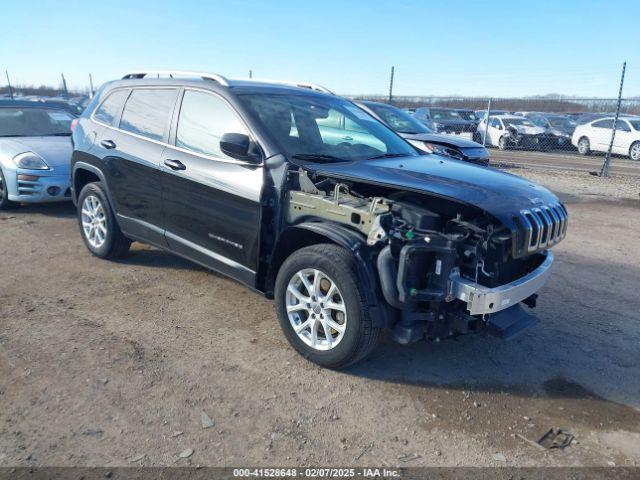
[577,137,591,156]
[629,141,640,161]
[274,244,382,369]
[77,182,131,259]
[0,168,18,210]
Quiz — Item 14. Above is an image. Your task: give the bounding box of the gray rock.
[178,448,194,459]
[201,412,214,429]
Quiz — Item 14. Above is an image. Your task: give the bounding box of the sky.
[2,0,639,97]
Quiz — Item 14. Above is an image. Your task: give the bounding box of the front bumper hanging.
[449,251,554,315]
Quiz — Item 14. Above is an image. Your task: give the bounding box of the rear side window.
[93,90,128,126]
[176,90,248,158]
[592,119,613,129]
[119,89,177,141]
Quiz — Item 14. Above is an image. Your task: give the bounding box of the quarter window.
[176,90,248,158]
[119,89,177,141]
[93,90,128,126]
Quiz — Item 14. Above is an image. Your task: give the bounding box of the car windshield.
[503,118,535,128]
[0,107,74,136]
[457,110,476,121]
[240,94,418,162]
[366,103,432,134]
[548,117,575,128]
[430,109,462,120]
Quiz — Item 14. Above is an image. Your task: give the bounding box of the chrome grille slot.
[519,202,568,255]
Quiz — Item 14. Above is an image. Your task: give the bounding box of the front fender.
[273,222,391,328]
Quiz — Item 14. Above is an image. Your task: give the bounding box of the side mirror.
[220,133,260,163]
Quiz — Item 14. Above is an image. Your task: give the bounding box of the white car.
[572,117,640,160]
[476,115,550,150]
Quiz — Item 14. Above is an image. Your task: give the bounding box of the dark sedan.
[355,101,490,165]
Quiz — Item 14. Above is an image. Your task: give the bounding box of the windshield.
[503,118,535,128]
[366,103,432,134]
[548,117,576,128]
[240,94,418,162]
[457,110,477,121]
[0,107,74,137]
[430,109,462,120]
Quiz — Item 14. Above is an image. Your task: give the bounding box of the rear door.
[590,119,614,151]
[97,87,178,246]
[160,88,263,286]
[613,119,633,154]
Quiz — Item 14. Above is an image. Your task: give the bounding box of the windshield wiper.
[366,153,409,160]
[292,153,347,163]
[50,132,71,136]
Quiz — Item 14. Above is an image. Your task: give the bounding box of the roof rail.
[121,71,229,87]
[236,78,333,94]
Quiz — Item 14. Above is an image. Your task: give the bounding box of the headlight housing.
[423,143,463,159]
[12,152,49,170]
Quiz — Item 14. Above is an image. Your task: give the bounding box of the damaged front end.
[286,168,567,345]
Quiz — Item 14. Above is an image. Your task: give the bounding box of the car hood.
[508,124,546,135]
[0,136,72,171]
[401,132,481,148]
[548,127,573,136]
[300,155,559,232]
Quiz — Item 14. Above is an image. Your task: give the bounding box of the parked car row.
[402,105,640,156]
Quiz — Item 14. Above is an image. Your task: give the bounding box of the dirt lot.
[1,168,639,468]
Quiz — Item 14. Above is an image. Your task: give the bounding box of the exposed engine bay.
[286,168,562,343]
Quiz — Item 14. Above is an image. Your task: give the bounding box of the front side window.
[240,93,417,162]
[592,119,614,129]
[176,90,248,158]
[629,120,640,131]
[616,120,631,132]
[94,90,128,126]
[119,89,176,141]
[0,107,74,137]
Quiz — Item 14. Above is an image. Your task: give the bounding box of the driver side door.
[160,89,263,286]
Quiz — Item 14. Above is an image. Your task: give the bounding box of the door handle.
[100,139,116,149]
[164,159,186,171]
[342,136,354,141]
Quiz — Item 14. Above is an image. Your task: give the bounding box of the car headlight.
[423,143,462,159]
[12,152,50,170]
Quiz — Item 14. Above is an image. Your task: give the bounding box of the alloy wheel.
[630,143,640,161]
[81,195,107,249]
[578,138,590,155]
[285,268,347,351]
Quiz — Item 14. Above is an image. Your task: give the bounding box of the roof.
[115,71,333,96]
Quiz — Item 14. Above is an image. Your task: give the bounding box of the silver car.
[0,101,75,209]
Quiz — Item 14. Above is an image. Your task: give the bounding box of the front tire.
[577,137,591,156]
[629,141,640,161]
[0,168,18,210]
[498,136,508,150]
[77,182,131,259]
[274,244,382,369]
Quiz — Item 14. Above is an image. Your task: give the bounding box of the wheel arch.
[629,140,640,160]
[264,222,390,328]
[72,162,108,205]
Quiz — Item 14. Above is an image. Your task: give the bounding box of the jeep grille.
[519,203,568,254]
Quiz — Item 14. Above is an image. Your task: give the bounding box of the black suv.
[71,71,567,368]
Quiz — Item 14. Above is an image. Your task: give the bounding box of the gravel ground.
[1,167,639,468]
[500,165,640,202]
